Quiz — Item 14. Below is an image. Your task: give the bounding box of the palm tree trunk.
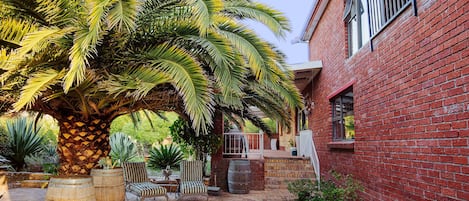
[57,115,110,175]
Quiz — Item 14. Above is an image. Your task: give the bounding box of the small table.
[151,178,179,193]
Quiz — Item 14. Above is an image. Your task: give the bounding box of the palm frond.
[222,0,290,38]
[18,27,72,57]
[0,18,38,48]
[108,0,140,32]
[0,0,48,25]
[102,66,170,100]
[190,0,223,36]
[13,69,64,111]
[218,22,268,80]
[64,0,112,92]
[145,44,213,134]
[35,0,81,27]
[182,30,246,103]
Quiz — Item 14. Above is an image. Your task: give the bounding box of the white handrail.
[223,131,264,159]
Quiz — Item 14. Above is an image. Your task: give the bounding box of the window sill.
[327,141,354,150]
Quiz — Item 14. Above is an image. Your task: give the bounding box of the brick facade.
[303,0,468,200]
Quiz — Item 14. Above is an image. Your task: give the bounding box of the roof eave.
[300,0,330,42]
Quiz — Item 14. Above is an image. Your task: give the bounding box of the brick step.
[20,180,49,188]
[28,173,52,180]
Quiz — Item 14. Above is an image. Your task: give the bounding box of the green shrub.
[287,171,364,201]
[5,117,45,171]
[110,132,139,166]
[148,144,183,169]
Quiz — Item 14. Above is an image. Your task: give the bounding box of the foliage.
[148,144,183,169]
[25,144,58,172]
[41,144,59,164]
[0,125,12,161]
[43,163,58,175]
[97,156,118,169]
[244,118,277,133]
[0,0,302,135]
[287,171,364,201]
[5,117,45,170]
[288,139,296,147]
[344,116,355,139]
[110,132,139,166]
[0,155,14,171]
[287,179,316,201]
[169,118,222,159]
[0,0,303,175]
[110,112,178,148]
[224,117,234,133]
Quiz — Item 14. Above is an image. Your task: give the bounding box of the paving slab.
[3,187,295,201]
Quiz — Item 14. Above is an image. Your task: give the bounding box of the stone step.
[20,180,49,188]
[28,173,52,180]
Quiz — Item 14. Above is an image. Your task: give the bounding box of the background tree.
[0,0,303,175]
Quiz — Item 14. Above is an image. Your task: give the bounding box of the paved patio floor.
[3,187,296,201]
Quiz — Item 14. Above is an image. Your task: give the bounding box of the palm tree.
[0,0,303,175]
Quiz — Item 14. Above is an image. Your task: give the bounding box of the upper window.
[331,87,354,141]
[344,0,370,56]
[368,0,413,36]
[344,0,415,55]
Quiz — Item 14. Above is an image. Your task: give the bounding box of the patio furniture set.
[123,160,208,201]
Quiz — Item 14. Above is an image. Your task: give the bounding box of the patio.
[5,187,296,201]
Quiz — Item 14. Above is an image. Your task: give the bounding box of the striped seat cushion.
[180,181,207,194]
[128,182,166,197]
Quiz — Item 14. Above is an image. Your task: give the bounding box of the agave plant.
[148,144,183,169]
[110,132,139,166]
[5,117,44,170]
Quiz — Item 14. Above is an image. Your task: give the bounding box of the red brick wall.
[306,0,468,200]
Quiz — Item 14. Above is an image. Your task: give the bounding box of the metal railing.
[367,0,417,50]
[223,131,264,158]
[368,0,412,37]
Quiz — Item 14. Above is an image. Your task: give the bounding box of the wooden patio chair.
[122,162,168,201]
[179,160,208,201]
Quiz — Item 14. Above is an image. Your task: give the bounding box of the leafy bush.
[148,144,183,169]
[169,118,222,159]
[110,132,139,166]
[287,171,364,201]
[5,117,45,170]
[287,179,316,201]
[110,112,178,148]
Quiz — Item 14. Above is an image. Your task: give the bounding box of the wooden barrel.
[227,159,251,194]
[90,168,125,201]
[46,176,96,201]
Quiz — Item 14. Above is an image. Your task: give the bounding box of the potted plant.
[289,139,297,156]
[90,156,125,201]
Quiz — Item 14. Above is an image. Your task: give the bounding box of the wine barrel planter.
[46,176,96,201]
[90,168,125,201]
[227,159,251,194]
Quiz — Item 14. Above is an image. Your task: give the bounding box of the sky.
[246,1,315,64]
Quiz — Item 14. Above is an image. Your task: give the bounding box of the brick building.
[298,0,468,200]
